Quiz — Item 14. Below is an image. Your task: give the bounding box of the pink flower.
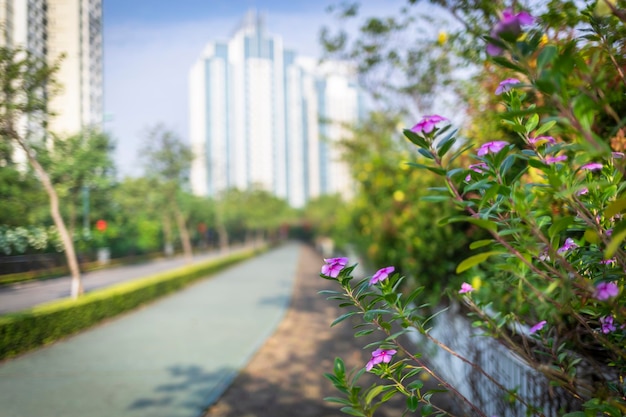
[529,320,547,334]
[576,187,589,196]
[459,282,474,294]
[487,8,534,56]
[600,316,616,334]
[495,78,520,95]
[465,163,489,182]
[410,115,448,135]
[321,257,348,278]
[477,141,509,156]
[595,281,619,301]
[580,162,603,171]
[557,238,578,255]
[369,266,395,285]
[612,152,624,159]
[366,348,397,371]
[528,136,556,146]
[600,258,616,266]
[545,155,567,164]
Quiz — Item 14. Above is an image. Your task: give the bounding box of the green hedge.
[0,247,264,360]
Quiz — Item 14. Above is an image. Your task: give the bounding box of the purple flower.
[495,78,520,95]
[576,187,589,196]
[606,228,613,237]
[580,162,603,171]
[487,8,534,56]
[595,281,619,301]
[545,155,567,164]
[529,320,547,334]
[366,348,397,371]
[410,115,448,135]
[529,136,556,146]
[459,282,474,294]
[557,238,578,255]
[477,141,509,156]
[369,266,395,285]
[465,163,489,182]
[600,258,616,266]
[538,246,550,262]
[600,316,616,334]
[321,257,348,278]
[612,152,625,159]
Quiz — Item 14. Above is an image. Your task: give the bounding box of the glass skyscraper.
[189,11,364,207]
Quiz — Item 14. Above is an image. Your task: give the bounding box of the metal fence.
[409,302,582,416]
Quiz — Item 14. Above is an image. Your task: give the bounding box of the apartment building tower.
[189,11,364,207]
[0,0,103,136]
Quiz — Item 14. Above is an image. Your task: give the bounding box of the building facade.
[189,11,364,207]
[0,0,103,136]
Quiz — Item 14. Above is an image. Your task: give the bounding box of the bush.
[0,247,263,360]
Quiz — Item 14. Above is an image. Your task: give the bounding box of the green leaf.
[525,114,539,133]
[324,397,353,406]
[534,120,557,136]
[420,195,450,203]
[407,380,424,391]
[548,216,574,240]
[537,45,557,71]
[605,197,626,219]
[421,404,434,415]
[403,129,428,148]
[437,137,456,158]
[562,412,587,417]
[418,148,435,160]
[456,251,504,273]
[584,229,600,244]
[339,406,367,417]
[605,228,626,259]
[334,357,346,377]
[491,56,525,72]
[405,286,424,305]
[354,329,375,337]
[364,385,387,404]
[469,239,493,250]
[406,162,434,171]
[406,395,419,412]
[445,216,498,233]
[331,312,358,327]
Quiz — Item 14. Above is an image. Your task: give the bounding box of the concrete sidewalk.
[0,243,301,417]
[0,244,256,314]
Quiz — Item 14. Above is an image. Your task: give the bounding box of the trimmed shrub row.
[0,247,264,360]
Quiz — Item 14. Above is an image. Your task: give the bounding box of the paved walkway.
[0,243,300,417]
[0,244,255,314]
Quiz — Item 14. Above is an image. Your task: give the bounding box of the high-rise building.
[189,11,364,207]
[0,0,103,136]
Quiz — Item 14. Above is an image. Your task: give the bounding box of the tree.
[0,46,83,298]
[140,124,194,261]
[38,129,116,237]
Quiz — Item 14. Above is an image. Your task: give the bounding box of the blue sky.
[103,1,405,177]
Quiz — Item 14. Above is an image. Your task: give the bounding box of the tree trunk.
[174,206,193,263]
[216,223,229,254]
[162,215,174,256]
[16,136,83,298]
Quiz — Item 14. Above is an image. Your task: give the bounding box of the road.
[0,244,256,314]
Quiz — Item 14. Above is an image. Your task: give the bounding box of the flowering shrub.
[321,2,625,416]
[0,226,62,255]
